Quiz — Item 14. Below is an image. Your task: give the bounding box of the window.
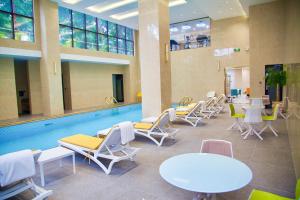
[170,18,211,51]
[58,6,134,56]
[0,0,34,42]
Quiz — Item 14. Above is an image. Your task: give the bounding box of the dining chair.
[248,179,300,200]
[242,107,263,140]
[200,139,233,158]
[259,104,280,137]
[251,98,263,107]
[227,103,245,133]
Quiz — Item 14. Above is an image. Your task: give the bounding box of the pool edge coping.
[0,102,140,128]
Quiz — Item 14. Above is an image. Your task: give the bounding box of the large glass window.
[0,0,34,42]
[58,6,134,56]
[170,18,211,51]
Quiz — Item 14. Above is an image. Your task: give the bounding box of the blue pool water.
[0,104,142,155]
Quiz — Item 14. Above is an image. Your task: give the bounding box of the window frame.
[58,7,134,56]
[0,0,35,42]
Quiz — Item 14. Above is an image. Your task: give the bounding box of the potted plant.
[265,68,287,101]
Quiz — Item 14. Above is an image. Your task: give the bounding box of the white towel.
[118,121,135,145]
[0,150,35,187]
[167,108,176,122]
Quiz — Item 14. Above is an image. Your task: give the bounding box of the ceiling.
[52,0,276,30]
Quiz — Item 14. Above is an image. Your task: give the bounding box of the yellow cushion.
[134,122,153,130]
[188,103,197,108]
[60,134,104,150]
[176,111,189,115]
[232,113,245,118]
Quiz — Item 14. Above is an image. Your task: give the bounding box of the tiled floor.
[17,108,296,200]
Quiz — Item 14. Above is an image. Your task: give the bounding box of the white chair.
[59,123,140,174]
[0,150,53,200]
[200,139,233,158]
[175,101,203,127]
[242,107,263,140]
[206,91,216,99]
[251,98,263,107]
[133,111,178,146]
[197,98,217,119]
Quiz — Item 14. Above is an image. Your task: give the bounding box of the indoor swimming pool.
[0,104,142,155]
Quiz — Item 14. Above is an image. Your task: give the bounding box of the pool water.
[0,104,142,155]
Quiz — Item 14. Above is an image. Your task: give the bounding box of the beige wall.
[27,60,43,114]
[249,0,300,97]
[171,16,249,102]
[0,58,18,120]
[68,62,128,110]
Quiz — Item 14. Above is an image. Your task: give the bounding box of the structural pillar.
[138,0,172,117]
[39,0,64,116]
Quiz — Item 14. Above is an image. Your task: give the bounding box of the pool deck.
[0,102,131,127]
[14,108,295,200]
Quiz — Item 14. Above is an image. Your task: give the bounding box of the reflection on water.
[286,63,300,178]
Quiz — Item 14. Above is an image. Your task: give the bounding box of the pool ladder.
[105,96,118,105]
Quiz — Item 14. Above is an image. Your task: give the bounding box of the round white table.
[160,153,252,199]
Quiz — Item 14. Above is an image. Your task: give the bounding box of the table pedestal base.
[193,193,216,200]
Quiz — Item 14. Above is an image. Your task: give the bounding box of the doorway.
[61,63,72,111]
[112,74,124,103]
[265,64,283,101]
[14,59,31,116]
[225,67,250,97]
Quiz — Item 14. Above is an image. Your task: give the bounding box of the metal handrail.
[178,96,193,106]
[105,96,119,105]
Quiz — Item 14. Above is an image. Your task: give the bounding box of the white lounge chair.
[206,91,216,99]
[59,124,140,174]
[214,94,226,114]
[134,111,178,146]
[0,150,53,200]
[196,98,217,119]
[175,101,203,127]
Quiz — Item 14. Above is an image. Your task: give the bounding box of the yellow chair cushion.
[176,111,189,115]
[134,122,153,130]
[232,113,245,118]
[262,115,275,121]
[60,134,104,150]
[249,189,292,200]
[187,103,197,108]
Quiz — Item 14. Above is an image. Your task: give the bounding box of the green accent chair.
[249,179,300,200]
[227,103,245,132]
[259,104,280,136]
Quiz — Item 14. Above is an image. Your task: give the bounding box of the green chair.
[227,103,245,132]
[259,104,280,136]
[248,179,300,200]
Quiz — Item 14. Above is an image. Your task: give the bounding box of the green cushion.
[249,189,293,200]
[229,104,235,116]
[296,179,300,200]
[262,115,275,121]
[232,113,245,118]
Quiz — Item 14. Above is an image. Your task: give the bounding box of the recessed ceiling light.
[182,25,191,30]
[86,0,137,13]
[169,0,187,7]
[170,27,179,32]
[62,0,82,4]
[196,23,206,28]
[111,10,139,20]
[109,0,187,21]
